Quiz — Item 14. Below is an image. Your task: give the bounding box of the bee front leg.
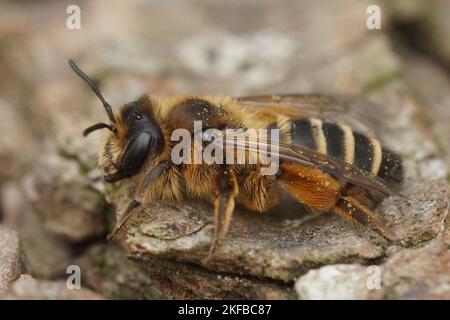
[107,199,141,241]
[208,167,238,257]
[107,161,170,241]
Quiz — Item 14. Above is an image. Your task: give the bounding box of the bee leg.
[208,168,238,258]
[136,161,170,195]
[107,199,141,241]
[333,196,389,241]
[344,184,382,209]
[107,161,169,241]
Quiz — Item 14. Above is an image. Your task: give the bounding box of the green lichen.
[56,149,96,174]
[360,70,401,95]
[402,228,440,248]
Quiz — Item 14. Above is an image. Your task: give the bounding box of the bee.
[69,59,403,256]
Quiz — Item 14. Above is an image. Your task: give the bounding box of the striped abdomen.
[290,118,403,184]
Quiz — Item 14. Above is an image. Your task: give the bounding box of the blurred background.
[0,0,449,299]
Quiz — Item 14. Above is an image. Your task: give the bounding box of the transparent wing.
[237,94,385,136]
[221,134,399,196]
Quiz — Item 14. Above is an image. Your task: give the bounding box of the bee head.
[69,59,164,183]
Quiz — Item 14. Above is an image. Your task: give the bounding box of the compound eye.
[120,132,152,178]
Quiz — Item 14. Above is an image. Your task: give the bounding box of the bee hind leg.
[207,168,238,258]
[333,196,389,241]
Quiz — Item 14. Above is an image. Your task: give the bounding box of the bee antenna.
[83,122,117,136]
[68,59,116,124]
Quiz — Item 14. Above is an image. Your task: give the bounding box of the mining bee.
[69,59,403,255]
